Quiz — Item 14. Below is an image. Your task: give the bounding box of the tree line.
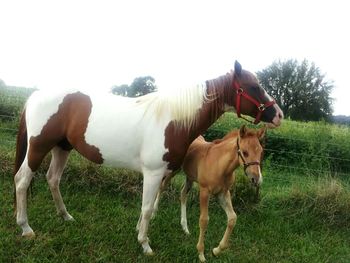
[111,59,335,122]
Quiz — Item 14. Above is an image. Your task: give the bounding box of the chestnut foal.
[181,125,266,262]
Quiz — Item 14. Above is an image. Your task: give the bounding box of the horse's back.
[24,90,168,171]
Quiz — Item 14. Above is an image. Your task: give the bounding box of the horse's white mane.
[137,83,209,128]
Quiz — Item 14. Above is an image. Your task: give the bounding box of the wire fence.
[1,114,350,183]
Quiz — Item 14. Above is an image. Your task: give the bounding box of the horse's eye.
[243,151,249,158]
[252,86,260,93]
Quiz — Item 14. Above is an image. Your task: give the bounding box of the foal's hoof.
[198,254,206,262]
[22,231,36,239]
[212,247,221,257]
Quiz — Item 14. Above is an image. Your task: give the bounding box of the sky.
[0,0,349,115]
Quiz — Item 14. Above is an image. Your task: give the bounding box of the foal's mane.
[137,72,233,128]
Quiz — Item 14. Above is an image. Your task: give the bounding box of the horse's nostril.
[278,113,283,119]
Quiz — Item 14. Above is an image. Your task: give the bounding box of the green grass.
[1,97,350,263]
[1,129,350,262]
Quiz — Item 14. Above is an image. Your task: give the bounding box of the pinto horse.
[14,61,283,255]
[180,125,265,262]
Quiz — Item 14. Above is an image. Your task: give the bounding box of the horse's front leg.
[137,167,166,255]
[213,190,237,257]
[197,187,209,262]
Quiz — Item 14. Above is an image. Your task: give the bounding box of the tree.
[256,59,334,121]
[112,76,156,97]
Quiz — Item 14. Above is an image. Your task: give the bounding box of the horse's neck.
[187,75,232,141]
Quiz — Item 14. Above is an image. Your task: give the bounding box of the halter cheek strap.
[236,138,260,175]
[232,80,276,124]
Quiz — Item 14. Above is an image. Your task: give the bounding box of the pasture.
[1,87,350,262]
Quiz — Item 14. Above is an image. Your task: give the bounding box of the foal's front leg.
[197,187,209,262]
[213,190,237,257]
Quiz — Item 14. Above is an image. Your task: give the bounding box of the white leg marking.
[15,159,35,237]
[212,191,237,257]
[137,167,165,255]
[180,180,192,235]
[46,147,74,221]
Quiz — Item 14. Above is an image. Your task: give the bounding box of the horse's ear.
[234,60,242,77]
[258,125,267,141]
[239,125,247,138]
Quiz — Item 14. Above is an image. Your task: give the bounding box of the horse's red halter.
[232,79,276,124]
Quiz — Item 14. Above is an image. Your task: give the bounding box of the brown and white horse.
[180,126,265,262]
[13,61,283,255]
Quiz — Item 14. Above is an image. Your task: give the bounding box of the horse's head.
[236,125,265,186]
[230,61,283,128]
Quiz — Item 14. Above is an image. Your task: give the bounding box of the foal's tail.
[14,109,28,214]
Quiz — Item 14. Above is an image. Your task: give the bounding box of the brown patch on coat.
[27,92,103,171]
[163,80,229,171]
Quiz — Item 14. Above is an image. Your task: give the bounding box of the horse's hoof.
[182,227,190,235]
[22,231,36,239]
[144,250,155,256]
[63,214,75,221]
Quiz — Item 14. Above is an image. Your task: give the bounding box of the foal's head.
[236,125,266,186]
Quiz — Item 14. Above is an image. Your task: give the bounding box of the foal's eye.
[243,151,249,157]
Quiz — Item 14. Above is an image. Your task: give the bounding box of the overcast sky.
[0,0,349,115]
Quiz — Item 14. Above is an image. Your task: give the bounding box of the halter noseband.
[236,137,260,175]
[232,79,276,124]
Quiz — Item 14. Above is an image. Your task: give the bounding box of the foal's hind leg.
[15,159,35,238]
[180,179,193,234]
[197,187,210,262]
[151,172,174,219]
[46,147,73,221]
[212,190,237,257]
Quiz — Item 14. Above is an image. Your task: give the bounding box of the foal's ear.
[258,125,267,141]
[239,125,247,138]
[234,60,242,77]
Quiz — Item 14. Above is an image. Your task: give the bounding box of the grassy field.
[1,118,350,262]
[1,87,350,262]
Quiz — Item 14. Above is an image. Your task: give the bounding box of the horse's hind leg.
[46,147,73,221]
[15,159,35,238]
[212,190,237,257]
[180,179,193,234]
